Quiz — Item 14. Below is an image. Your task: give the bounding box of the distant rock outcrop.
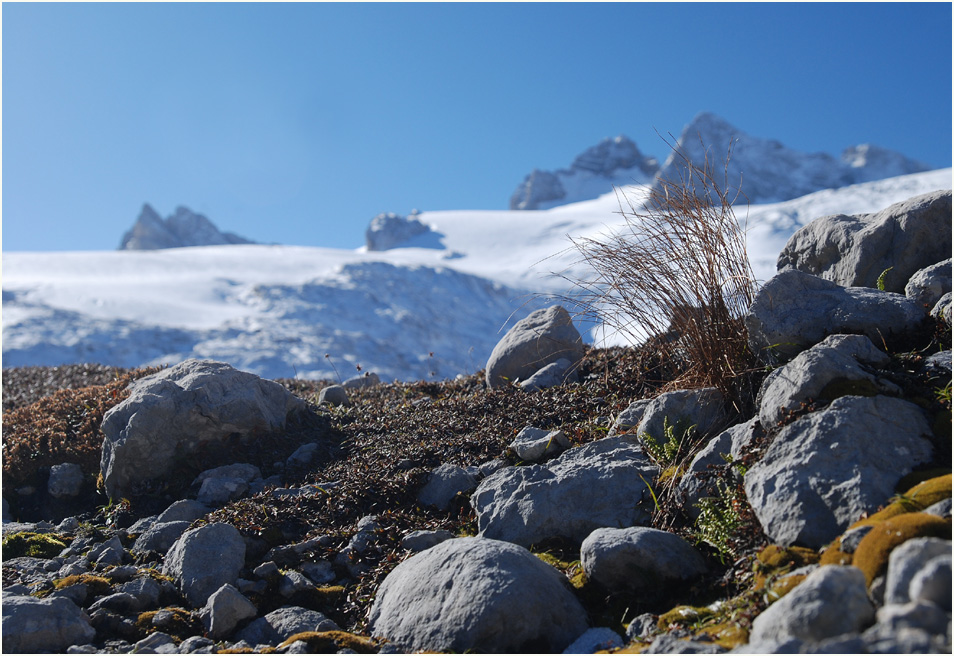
[510,136,658,210]
[365,211,435,251]
[119,204,255,250]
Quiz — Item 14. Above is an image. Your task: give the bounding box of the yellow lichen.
[851,474,951,529]
[657,605,713,630]
[851,512,952,585]
[753,545,818,589]
[278,631,379,653]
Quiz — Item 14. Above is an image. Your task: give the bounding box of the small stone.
[401,529,455,552]
[318,385,350,407]
[48,463,85,498]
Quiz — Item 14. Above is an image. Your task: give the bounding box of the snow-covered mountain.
[120,204,255,250]
[4,167,950,382]
[510,136,658,210]
[511,112,932,210]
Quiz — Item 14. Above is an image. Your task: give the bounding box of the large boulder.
[776,189,952,292]
[100,359,306,500]
[367,537,588,653]
[744,395,934,549]
[235,605,339,645]
[745,270,926,363]
[162,522,247,607]
[635,387,727,445]
[756,334,893,429]
[485,306,584,388]
[2,594,96,653]
[580,527,708,593]
[471,435,658,546]
[749,565,875,644]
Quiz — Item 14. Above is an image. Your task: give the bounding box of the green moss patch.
[2,531,71,560]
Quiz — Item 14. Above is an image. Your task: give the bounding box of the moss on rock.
[852,512,952,585]
[2,531,71,560]
[278,630,379,653]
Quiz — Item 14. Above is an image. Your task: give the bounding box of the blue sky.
[3,2,951,252]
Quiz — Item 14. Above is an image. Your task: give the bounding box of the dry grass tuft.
[2,366,163,492]
[562,139,761,414]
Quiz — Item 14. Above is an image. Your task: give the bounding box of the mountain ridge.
[510,112,933,210]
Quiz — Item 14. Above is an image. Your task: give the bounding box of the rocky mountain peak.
[513,112,935,210]
[119,204,255,250]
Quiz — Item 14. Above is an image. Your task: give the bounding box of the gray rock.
[48,463,85,498]
[921,350,952,381]
[133,521,192,555]
[745,270,926,363]
[178,636,216,653]
[88,592,141,614]
[196,477,249,506]
[678,418,761,520]
[367,537,588,653]
[509,426,571,462]
[580,527,708,593]
[200,583,258,640]
[756,334,893,429]
[342,372,381,389]
[100,359,306,500]
[278,570,313,598]
[117,576,161,610]
[478,458,510,478]
[317,384,350,407]
[519,358,578,392]
[932,292,952,325]
[609,399,652,437]
[286,443,320,467]
[905,258,952,309]
[156,499,210,524]
[417,464,478,510]
[235,605,339,646]
[127,515,159,535]
[510,168,567,211]
[909,554,952,610]
[472,434,658,546]
[1,594,96,653]
[120,204,255,251]
[838,525,873,554]
[562,627,624,653]
[883,537,952,605]
[924,497,953,519]
[132,631,178,653]
[777,189,953,292]
[749,565,874,644]
[636,387,727,446]
[626,613,659,641]
[485,306,584,389]
[365,212,432,251]
[89,535,126,567]
[874,599,949,635]
[744,395,934,548]
[300,560,336,585]
[194,463,262,487]
[401,529,455,552]
[163,522,246,607]
[861,625,951,654]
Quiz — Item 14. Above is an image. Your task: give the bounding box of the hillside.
[3,168,951,382]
